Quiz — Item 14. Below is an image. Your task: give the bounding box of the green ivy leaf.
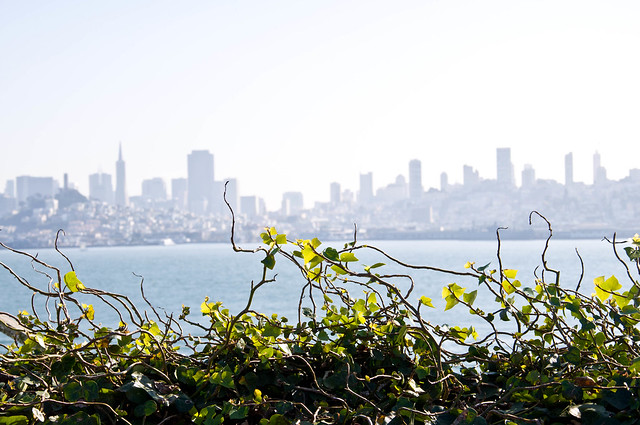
[229,406,249,420]
[134,400,157,417]
[339,252,359,262]
[442,283,465,299]
[261,254,276,270]
[463,290,478,305]
[323,247,339,261]
[594,275,621,302]
[503,269,518,279]
[330,264,347,275]
[419,296,435,308]
[364,262,385,272]
[0,416,29,425]
[63,382,82,402]
[444,295,459,311]
[501,279,521,295]
[64,271,86,292]
[210,366,235,389]
[564,346,581,364]
[262,323,281,338]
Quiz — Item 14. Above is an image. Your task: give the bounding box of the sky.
[1,1,639,209]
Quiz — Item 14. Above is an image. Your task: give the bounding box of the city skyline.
[1,146,634,212]
[3,143,640,249]
[1,2,639,209]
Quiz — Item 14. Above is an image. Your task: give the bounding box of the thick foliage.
[2,213,640,424]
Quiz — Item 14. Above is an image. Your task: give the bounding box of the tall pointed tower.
[115,143,128,206]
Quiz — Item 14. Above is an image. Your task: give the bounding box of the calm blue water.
[0,238,636,346]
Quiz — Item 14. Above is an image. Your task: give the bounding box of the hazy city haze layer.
[1,1,639,209]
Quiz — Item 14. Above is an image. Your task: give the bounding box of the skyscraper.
[4,180,15,198]
[463,165,479,187]
[171,178,188,210]
[141,178,167,201]
[521,164,535,189]
[281,192,304,216]
[564,153,573,186]
[89,173,114,204]
[440,172,448,192]
[359,172,373,204]
[240,196,258,219]
[593,151,607,185]
[496,148,514,188]
[187,150,215,215]
[115,144,128,207]
[15,176,57,204]
[409,159,423,200]
[330,182,341,205]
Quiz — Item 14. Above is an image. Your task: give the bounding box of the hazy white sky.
[1,1,639,209]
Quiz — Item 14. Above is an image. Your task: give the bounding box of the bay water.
[0,237,636,347]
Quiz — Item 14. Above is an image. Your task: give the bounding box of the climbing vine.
[2,210,640,424]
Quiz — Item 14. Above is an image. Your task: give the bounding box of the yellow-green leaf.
[339,252,359,262]
[275,234,287,245]
[444,295,459,311]
[603,275,621,291]
[442,283,465,299]
[201,297,219,315]
[503,269,518,279]
[594,275,621,302]
[501,279,521,295]
[301,243,322,267]
[82,303,95,321]
[420,296,435,308]
[64,271,85,292]
[613,292,631,308]
[330,264,347,275]
[463,290,478,305]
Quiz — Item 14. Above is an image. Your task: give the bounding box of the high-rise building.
[187,150,215,215]
[564,153,573,186]
[377,175,407,204]
[521,164,536,189]
[330,182,341,205]
[240,196,258,219]
[141,178,167,201]
[89,173,114,204]
[115,144,128,207]
[409,159,423,200]
[359,172,373,204]
[593,151,607,185]
[4,180,15,198]
[463,165,479,187]
[171,178,188,210]
[496,148,514,188]
[16,176,57,204]
[281,192,304,216]
[440,172,448,192]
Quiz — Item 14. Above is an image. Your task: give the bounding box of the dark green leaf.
[230,405,249,419]
[134,400,157,417]
[63,382,82,402]
[564,346,581,364]
[323,247,339,261]
[261,254,276,270]
[0,416,29,425]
